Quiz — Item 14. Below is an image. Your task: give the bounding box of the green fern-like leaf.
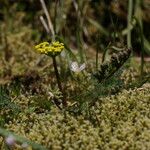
[94,48,131,82]
[0,86,20,113]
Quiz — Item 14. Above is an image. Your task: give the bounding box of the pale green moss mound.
[3,84,150,149]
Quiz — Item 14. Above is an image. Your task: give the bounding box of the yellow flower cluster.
[35,41,64,57]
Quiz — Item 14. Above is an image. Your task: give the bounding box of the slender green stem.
[52,56,67,107]
[127,0,133,49]
[96,45,99,71]
[76,1,84,63]
[54,0,59,34]
[52,56,62,91]
[135,0,144,78]
[96,33,101,70]
[102,42,111,63]
[140,23,144,78]
[138,10,144,78]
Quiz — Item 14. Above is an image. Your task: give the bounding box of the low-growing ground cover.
[0,0,150,149]
[0,82,150,149]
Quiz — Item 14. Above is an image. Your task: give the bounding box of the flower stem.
[127,0,133,49]
[52,56,67,107]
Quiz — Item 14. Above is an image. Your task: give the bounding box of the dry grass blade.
[39,0,55,38]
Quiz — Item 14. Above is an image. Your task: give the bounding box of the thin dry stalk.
[40,0,55,38]
[40,16,50,34]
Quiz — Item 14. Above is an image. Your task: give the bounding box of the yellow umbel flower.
[35,41,64,57]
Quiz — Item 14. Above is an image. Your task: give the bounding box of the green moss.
[1,84,149,149]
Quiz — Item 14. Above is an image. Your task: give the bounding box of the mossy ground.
[0,39,150,149]
[0,83,150,150]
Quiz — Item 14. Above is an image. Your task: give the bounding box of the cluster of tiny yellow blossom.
[35,41,64,57]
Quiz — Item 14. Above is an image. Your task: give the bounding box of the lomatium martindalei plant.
[35,41,67,108]
[35,41,64,57]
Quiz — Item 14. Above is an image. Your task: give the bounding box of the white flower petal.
[60,51,66,57]
[79,63,86,71]
[70,62,80,72]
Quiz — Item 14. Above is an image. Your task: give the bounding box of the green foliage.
[94,48,131,82]
[69,48,131,111]
[0,85,20,126]
[0,85,20,113]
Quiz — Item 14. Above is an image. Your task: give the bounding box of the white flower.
[5,135,16,146]
[70,61,86,72]
[60,51,66,58]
